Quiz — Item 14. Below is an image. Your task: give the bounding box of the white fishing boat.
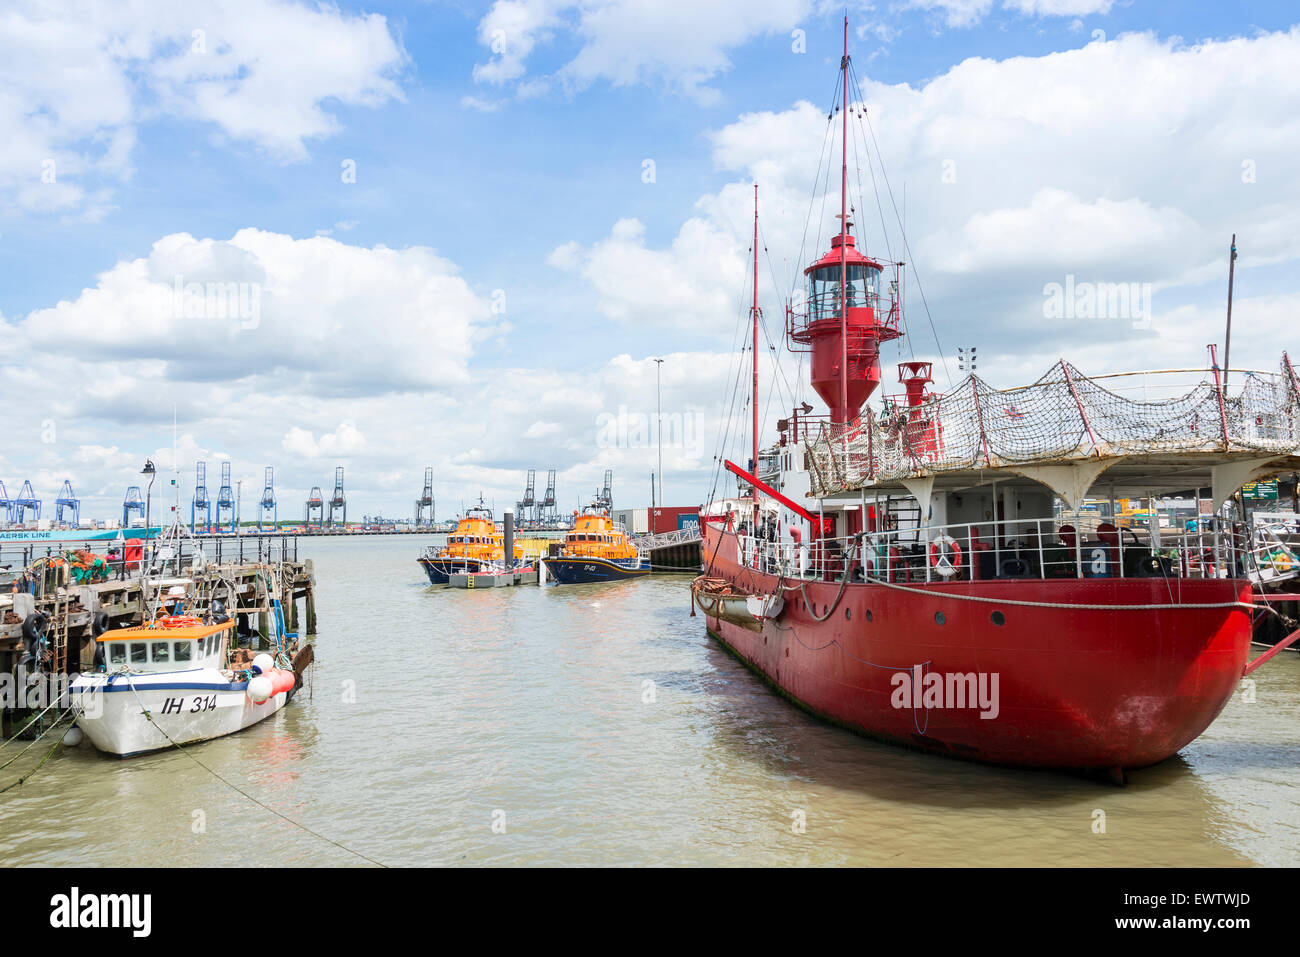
[69,616,301,758]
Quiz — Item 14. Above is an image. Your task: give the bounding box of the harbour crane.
[597,470,613,510]
[518,469,536,524]
[541,468,558,524]
[13,481,40,523]
[191,461,212,533]
[216,462,236,532]
[0,481,12,525]
[258,467,277,531]
[415,467,435,526]
[123,486,146,528]
[305,486,324,527]
[328,466,346,528]
[54,480,80,528]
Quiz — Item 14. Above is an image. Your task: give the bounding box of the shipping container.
[612,507,648,534]
[649,505,699,534]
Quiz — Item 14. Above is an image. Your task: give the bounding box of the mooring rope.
[0,706,77,790]
[121,674,388,868]
[852,573,1266,613]
[0,699,66,752]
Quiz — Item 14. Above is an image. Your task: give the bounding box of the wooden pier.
[0,534,316,730]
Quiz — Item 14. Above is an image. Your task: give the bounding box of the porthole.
[865,609,873,622]
[845,607,851,621]
[935,611,946,626]
[991,611,1005,626]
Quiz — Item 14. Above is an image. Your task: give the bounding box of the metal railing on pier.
[1,533,300,593]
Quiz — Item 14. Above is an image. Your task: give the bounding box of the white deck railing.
[734,513,1293,586]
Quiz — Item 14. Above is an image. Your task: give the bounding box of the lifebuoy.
[929,535,962,578]
[157,614,202,628]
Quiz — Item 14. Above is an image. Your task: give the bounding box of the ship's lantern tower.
[790,232,901,424]
[785,19,903,426]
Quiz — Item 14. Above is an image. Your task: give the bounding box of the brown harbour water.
[1,534,1298,867]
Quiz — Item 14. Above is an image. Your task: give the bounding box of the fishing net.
[806,354,1300,495]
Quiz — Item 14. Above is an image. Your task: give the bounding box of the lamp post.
[654,357,664,509]
[141,459,156,564]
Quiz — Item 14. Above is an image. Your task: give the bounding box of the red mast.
[839,14,849,423]
[786,18,902,425]
[751,183,761,523]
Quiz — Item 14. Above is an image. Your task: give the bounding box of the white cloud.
[460,95,504,113]
[1005,0,1114,16]
[923,188,1201,276]
[524,420,564,439]
[473,0,566,85]
[548,216,744,332]
[4,228,494,397]
[0,0,405,214]
[473,0,812,102]
[0,222,745,518]
[282,422,367,459]
[550,27,1300,392]
[907,0,1113,28]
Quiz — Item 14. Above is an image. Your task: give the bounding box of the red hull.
[702,525,1252,771]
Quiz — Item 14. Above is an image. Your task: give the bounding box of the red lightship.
[695,18,1300,778]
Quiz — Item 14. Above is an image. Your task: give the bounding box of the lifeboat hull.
[419,557,495,584]
[544,556,649,584]
[702,524,1252,771]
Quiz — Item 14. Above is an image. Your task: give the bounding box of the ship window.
[151,641,170,663]
[174,641,193,662]
[109,643,126,665]
[807,263,881,319]
[130,642,147,664]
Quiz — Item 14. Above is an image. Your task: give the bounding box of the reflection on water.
[2,535,1297,866]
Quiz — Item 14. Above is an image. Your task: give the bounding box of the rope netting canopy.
[805,353,1300,496]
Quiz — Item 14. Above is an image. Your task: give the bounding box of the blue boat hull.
[418,557,494,584]
[544,556,649,584]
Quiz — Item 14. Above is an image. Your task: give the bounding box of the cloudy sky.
[2,0,1298,524]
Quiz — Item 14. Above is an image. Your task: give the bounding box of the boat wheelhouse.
[418,503,524,584]
[544,504,648,584]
